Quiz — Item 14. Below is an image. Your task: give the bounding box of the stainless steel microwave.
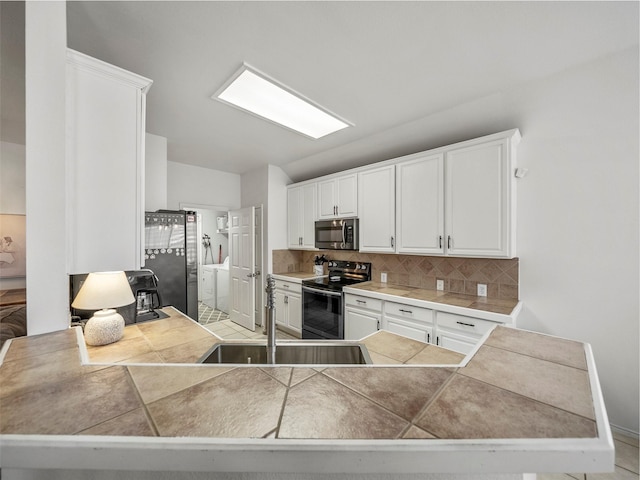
[315,218,359,250]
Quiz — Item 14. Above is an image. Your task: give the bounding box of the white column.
[25,0,69,335]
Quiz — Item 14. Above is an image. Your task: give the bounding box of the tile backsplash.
[272,249,519,300]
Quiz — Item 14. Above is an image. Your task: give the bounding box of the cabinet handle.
[427,333,431,343]
[391,236,394,248]
[456,321,476,328]
[436,336,440,346]
[283,284,289,288]
[399,309,413,314]
[377,320,380,330]
[447,236,452,249]
[356,299,367,305]
[284,295,288,304]
[439,235,443,248]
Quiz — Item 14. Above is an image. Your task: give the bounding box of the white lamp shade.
[72,271,135,310]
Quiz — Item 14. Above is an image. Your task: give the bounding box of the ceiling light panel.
[214,65,351,139]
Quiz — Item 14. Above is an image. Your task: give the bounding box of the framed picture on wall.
[0,214,26,278]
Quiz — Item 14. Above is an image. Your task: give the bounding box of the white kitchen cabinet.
[318,174,358,219]
[445,134,518,258]
[396,153,445,255]
[66,49,152,274]
[434,311,496,354]
[383,301,434,343]
[274,279,302,335]
[287,183,317,249]
[358,165,396,253]
[344,294,381,340]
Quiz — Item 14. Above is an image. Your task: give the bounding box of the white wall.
[0,141,26,290]
[355,48,638,434]
[145,132,167,211]
[514,48,639,435]
[1,141,26,214]
[24,0,69,335]
[167,161,241,211]
[241,164,291,276]
[266,164,291,273]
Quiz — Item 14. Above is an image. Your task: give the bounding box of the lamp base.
[84,309,125,346]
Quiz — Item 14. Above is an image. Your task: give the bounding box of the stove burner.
[302,260,371,292]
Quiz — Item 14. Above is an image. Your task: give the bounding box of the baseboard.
[610,422,639,440]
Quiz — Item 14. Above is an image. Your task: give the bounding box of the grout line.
[123,366,160,437]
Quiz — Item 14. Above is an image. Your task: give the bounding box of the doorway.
[180,203,263,330]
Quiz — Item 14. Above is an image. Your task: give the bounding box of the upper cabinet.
[358,165,396,253]
[287,183,317,249]
[445,135,518,258]
[66,49,152,274]
[286,129,520,259]
[317,174,358,219]
[396,153,445,255]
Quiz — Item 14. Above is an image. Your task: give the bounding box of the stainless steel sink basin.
[198,342,372,365]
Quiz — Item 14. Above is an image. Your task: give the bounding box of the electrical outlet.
[477,283,487,297]
[381,272,387,283]
[436,279,444,291]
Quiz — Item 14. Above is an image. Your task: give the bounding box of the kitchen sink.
[198,341,372,365]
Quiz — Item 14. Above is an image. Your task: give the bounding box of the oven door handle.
[302,286,343,297]
[341,221,346,248]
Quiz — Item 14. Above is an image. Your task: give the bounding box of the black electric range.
[301,261,371,339]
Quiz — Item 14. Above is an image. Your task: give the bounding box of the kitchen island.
[0,308,613,478]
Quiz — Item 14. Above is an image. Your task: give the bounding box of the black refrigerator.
[144,210,198,320]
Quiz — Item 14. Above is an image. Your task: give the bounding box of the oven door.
[302,286,344,339]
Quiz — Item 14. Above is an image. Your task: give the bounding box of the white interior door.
[229,206,256,331]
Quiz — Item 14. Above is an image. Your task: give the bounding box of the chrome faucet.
[264,274,276,364]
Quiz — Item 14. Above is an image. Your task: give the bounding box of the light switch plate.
[436,279,444,291]
[381,272,387,283]
[477,283,487,297]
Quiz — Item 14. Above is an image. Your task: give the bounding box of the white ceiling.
[5,2,639,182]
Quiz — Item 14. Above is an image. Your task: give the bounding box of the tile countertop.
[0,308,613,475]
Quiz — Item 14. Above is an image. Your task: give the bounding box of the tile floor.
[197,302,297,341]
[538,431,639,480]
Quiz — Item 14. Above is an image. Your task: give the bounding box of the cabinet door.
[358,166,395,253]
[318,175,357,219]
[287,292,302,331]
[445,138,511,257]
[435,332,477,355]
[287,186,303,248]
[274,290,287,327]
[345,307,380,340]
[301,183,317,249]
[317,179,337,219]
[396,154,444,255]
[385,317,430,343]
[337,174,358,217]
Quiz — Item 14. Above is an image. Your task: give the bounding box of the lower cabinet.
[383,301,433,343]
[274,280,302,335]
[379,297,504,355]
[344,294,381,340]
[434,311,495,354]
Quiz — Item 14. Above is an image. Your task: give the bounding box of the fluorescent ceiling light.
[214,64,351,139]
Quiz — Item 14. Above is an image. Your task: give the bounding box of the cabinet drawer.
[344,294,382,312]
[436,312,495,336]
[274,279,302,294]
[384,301,433,323]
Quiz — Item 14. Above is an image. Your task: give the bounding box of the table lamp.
[72,271,135,346]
